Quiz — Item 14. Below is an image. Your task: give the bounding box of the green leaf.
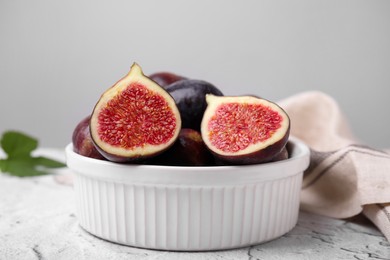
[0,157,48,177]
[33,156,66,168]
[0,159,5,172]
[1,131,38,158]
[0,130,66,177]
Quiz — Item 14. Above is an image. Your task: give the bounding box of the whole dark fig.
[165,79,223,131]
[149,72,186,88]
[148,128,215,166]
[72,116,105,160]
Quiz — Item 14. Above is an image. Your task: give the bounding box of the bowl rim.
[65,136,310,185]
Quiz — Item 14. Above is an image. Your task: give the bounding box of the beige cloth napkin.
[279,91,390,242]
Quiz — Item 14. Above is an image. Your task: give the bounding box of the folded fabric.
[279,91,390,242]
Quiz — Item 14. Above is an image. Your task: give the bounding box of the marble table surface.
[1,149,390,260]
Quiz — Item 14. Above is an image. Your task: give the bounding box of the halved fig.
[201,95,290,165]
[149,72,186,88]
[72,116,105,160]
[90,63,182,162]
[165,79,223,131]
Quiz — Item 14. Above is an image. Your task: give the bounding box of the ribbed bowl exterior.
[74,171,303,251]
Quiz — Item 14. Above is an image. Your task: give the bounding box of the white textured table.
[1,150,389,260]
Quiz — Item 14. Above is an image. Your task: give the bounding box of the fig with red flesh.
[72,116,105,160]
[149,128,215,166]
[90,63,182,162]
[165,79,223,131]
[149,72,186,88]
[201,94,290,165]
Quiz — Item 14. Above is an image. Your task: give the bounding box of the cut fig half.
[90,63,182,162]
[201,94,290,165]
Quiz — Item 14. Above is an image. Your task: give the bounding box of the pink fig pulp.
[90,63,182,162]
[201,94,290,165]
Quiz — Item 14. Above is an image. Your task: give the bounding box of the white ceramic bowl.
[65,137,310,251]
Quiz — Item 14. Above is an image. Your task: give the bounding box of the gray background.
[1,0,389,148]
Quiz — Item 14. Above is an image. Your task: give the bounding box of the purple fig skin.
[214,144,289,166]
[165,79,224,131]
[211,127,290,165]
[149,72,187,88]
[92,141,171,163]
[72,116,105,160]
[148,128,215,166]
